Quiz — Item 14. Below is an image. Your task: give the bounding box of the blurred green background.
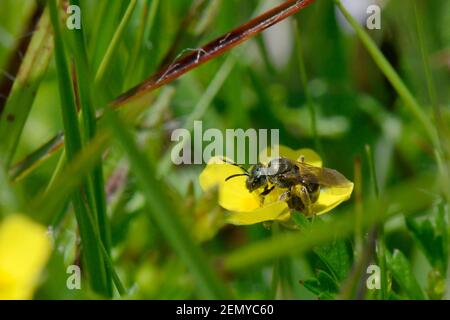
[0,0,449,300]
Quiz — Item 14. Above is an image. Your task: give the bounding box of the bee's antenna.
[219,157,249,173]
[225,173,249,182]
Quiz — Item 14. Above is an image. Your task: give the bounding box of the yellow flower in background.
[199,145,353,225]
[0,215,51,300]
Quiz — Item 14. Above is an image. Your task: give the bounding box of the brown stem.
[0,5,44,114]
[11,0,316,178]
[112,0,315,107]
[158,0,209,68]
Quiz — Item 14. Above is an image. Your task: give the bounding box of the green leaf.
[427,268,446,300]
[313,239,353,282]
[302,270,338,299]
[316,270,339,293]
[386,249,426,300]
[405,216,447,275]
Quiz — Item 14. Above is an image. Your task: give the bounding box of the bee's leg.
[279,190,291,201]
[260,185,275,196]
[299,186,313,217]
[259,185,275,205]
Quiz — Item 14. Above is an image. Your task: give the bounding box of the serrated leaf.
[405,215,447,275]
[313,239,353,281]
[316,269,339,293]
[386,249,426,300]
[302,278,321,296]
[301,269,339,299]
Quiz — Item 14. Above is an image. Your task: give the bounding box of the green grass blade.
[0,161,19,215]
[89,0,124,72]
[9,132,64,181]
[48,0,108,295]
[334,0,439,149]
[104,110,230,299]
[95,0,137,85]
[123,0,157,89]
[413,1,450,204]
[31,131,110,223]
[366,144,388,300]
[68,0,113,296]
[99,241,126,296]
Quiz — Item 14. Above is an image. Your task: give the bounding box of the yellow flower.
[0,215,51,300]
[199,145,353,225]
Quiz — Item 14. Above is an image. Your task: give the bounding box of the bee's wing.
[296,162,352,188]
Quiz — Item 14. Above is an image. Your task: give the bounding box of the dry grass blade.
[0,8,54,168]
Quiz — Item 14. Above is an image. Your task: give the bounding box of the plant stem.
[11,0,318,177]
[353,156,363,258]
[113,0,317,106]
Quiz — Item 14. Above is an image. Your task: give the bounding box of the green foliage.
[105,110,229,299]
[386,249,426,300]
[0,8,54,167]
[0,0,448,300]
[405,203,449,299]
[313,239,353,282]
[303,270,339,300]
[48,0,111,296]
[406,211,448,276]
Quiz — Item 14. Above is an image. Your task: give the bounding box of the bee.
[224,156,351,216]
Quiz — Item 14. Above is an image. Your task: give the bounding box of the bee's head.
[245,163,268,192]
[224,161,267,192]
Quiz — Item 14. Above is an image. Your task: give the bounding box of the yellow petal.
[199,156,243,191]
[295,148,322,168]
[259,185,285,205]
[0,215,51,300]
[313,182,354,216]
[225,201,290,225]
[259,145,322,167]
[219,176,260,212]
[199,156,261,212]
